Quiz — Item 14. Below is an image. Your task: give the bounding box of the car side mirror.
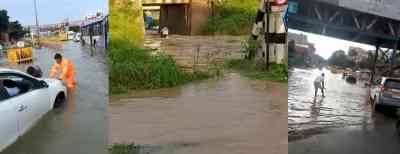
[39,80,49,88]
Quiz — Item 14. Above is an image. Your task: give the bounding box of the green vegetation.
[109,144,139,154]
[0,10,28,41]
[110,0,144,46]
[109,39,210,94]
[327,50,354,68]
[225,59,288,82]
[203,0,259,35]
[328,49,376,69]
[241,38,258,60]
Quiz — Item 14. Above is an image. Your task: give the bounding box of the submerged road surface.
[289,68,400,153]
[110,73,287,154]
[1,42,108,154]
[289,68,372,132]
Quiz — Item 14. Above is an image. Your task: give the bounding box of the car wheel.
[53,92,66,108]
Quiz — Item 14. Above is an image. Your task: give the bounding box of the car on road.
[0,68,67,152]
[370,77,400,110]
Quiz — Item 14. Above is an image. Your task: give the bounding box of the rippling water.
[289,68,372,132]
[110,73,288,154]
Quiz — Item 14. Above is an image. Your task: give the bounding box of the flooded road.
[288,67,398,138]
[109,73,287,154]
[1,42,108,154]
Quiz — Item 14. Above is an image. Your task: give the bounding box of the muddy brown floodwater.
[289,68,374,135]
[1,42,108,154]
[110,73,288,154]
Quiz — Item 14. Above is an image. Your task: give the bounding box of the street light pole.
[33,0,40,46]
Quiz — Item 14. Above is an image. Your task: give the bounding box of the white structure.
[252,0,288,64]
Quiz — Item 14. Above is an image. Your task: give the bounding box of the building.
[288,32,315,57]
[142,0,210,35]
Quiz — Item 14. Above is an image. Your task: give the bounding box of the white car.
[0,68,67,152]
[370,77,400,110]
[74,33,81,42]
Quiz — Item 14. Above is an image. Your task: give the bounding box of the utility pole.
[33,0,40,47]
[371,44,379,83]
[265,0,271,70]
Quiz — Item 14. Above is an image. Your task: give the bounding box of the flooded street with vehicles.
[1,42,108,154]
[288,68,399,142]
[109,73,287,154]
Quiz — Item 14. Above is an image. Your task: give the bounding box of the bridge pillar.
[390,39,399,76]
[371,43,380,83]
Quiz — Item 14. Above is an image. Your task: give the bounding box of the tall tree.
[0,10,9,33]
[110,0,144,46]
[8,21,27,41]
[328,50,354,68]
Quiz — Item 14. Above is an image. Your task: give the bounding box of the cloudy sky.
[0,0,108,25]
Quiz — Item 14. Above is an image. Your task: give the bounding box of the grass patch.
[203,0,259,35]
[109,144,139,154]
[109,39,210,94]
[225,59,288,82]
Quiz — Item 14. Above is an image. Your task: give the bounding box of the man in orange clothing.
[50,53,76,89]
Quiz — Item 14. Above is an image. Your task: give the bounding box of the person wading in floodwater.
[314,73,325,97]
[50,53,76,89]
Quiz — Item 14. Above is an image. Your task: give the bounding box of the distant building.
[288,32,308,45]
[288,32,315,57]
[142,0,210,35]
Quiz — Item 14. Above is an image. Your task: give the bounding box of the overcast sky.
[0,0,108,26]
[289,29,376,59]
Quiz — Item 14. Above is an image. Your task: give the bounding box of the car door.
[0,95,19,152]
[1,73,50,136]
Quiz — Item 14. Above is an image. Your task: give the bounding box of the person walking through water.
[314,73,325,97]
[50,53,76,89]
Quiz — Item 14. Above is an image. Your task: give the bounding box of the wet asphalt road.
[289,68,400,153]
[289,68,372,132]
[1,42,108,154]
[289,111,400,154]
[110,73,288,154]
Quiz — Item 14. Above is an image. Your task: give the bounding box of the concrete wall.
[143,0,210,35]
[160,4,189,35]
[188,0,210,35]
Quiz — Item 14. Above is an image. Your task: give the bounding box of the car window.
[0,73,38,100]
[0,80,10,101]
[384,79,400,90]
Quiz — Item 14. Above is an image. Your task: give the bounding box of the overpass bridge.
[287,0,400,50]
[287,0,400,77]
